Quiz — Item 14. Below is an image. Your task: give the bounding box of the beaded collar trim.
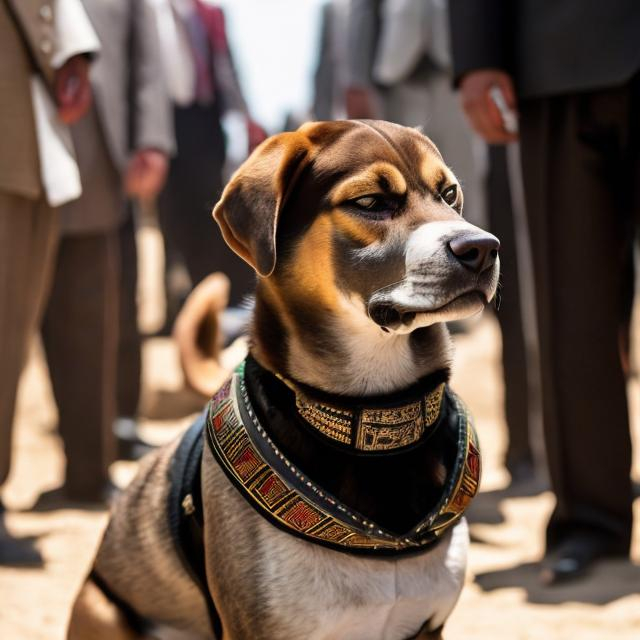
[204,362,481,555]
[281,377,446,452]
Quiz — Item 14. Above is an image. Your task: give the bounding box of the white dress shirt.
[149,0,197,107]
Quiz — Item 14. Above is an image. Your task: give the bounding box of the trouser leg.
[41,231,119,496]
[116,210,141,418]
[0,194,58,487]
[486,146,533,470]
[519,91,633,550]
[157,105,255,306]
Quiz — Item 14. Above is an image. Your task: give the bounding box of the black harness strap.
[168,411,223,639]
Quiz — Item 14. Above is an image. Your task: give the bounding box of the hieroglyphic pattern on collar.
[294,382,446,452]
[204,371,481,555]
[295,396,352,445]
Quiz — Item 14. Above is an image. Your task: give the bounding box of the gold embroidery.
[295,394,353,444]
[206,379,401,550]
[291,382,446,451]
[205,372,481,553]
[358,400,423,451]
[425,383,445,426]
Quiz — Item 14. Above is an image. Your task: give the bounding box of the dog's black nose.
[448,233,500,273]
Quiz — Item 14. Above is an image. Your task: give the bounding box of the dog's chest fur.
[201,446,468,640]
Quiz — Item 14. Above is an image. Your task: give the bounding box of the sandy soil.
[1,226,639,639]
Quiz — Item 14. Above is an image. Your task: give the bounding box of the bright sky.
[218,0,326,132]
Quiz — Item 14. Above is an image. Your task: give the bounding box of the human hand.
[55,55,92,124]
[459,70,518,144]
[246,119,267,154]
[124,149,169,201]
[345,86,378,120]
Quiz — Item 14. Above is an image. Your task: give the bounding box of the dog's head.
[214,120,499,334]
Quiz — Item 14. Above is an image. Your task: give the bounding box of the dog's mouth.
[368,290,488,331]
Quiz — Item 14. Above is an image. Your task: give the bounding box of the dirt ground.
[1,225,639,639]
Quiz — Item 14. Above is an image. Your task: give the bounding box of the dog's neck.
[250,286,453,396]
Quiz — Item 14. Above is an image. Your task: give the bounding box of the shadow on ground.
[475,558,640,605]
[466,477,549,527]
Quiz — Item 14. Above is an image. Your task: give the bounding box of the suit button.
[39,5,53,22]
[40,39,52,55]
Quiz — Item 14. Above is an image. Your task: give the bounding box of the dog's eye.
[350,195,397,219]
[354,196,382,210]
[441,185,458,206]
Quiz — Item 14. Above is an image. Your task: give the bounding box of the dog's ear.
[213,132,311,277]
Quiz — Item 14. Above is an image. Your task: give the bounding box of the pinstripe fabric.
[0,193,58,484]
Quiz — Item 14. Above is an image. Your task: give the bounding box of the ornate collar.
[205,361,481,555]
[277,372,447,453]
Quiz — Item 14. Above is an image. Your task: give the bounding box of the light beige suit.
[0,0,61,488]
[0,0,56,199]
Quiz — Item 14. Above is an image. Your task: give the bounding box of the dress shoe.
[540,531,628,585]
[0,501,43,567]
[114,417,156,461]
[0,531,43,567]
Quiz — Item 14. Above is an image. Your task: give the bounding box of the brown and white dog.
[68,120,499,640]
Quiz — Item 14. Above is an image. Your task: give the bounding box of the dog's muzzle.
[368,302,414,330]
[368,290,489,330]
[367,230,500,331]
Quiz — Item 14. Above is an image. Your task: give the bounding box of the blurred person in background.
[153,0,265,312]
[450,0,640,583]
[0,0,98,565]
[345,0,485,227]
[36,0,174,503]
[313,0,350,120]
[115,0,266,438]
[344,0,536,487]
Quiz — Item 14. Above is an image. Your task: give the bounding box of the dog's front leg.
[67,576,152,640]
[411,622,444,640]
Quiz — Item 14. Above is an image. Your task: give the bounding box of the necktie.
[182,5,215,105]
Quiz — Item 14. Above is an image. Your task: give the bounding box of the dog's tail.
[173,272,248,398]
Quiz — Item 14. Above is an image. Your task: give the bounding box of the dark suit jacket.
[449,0,640,98]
